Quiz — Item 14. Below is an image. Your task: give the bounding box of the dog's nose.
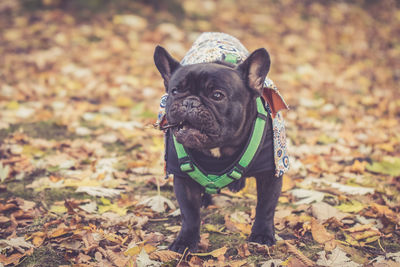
[183,97,200,109]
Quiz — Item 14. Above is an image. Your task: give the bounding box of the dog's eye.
[171,88,178,95]
[211,91,224,101]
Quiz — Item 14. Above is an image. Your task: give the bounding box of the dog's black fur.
[154,45,282,253]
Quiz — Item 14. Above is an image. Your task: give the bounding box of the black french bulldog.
[154,42,282,253]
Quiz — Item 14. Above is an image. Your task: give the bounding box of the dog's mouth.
[168,120,212,148]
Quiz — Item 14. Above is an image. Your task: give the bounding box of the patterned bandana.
[156,32,289,177]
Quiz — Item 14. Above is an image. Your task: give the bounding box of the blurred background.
[0,0,400,266]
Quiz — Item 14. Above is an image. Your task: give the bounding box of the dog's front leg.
[169,175,203,253]
[249,171,282,245]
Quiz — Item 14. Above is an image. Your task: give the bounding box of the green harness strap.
[173,97,269,194]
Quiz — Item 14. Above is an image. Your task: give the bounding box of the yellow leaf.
[30,232,45,247]
[204,224,225,233]
[100,197,111,205]
[279,196,289,203]
[103,233,121,243]
[233,223,252,235]
[115,96,134,108]
[124,245,142,256]
[351,229,380,241]
[144,244,157,254]
[98,203,127,216]
[377,143,394,152]
[350,160,367,173]
[363,236,380,244]
[192,246,228,258]
[282,174,294,192]
[345,224,374,233]
[229,259,248,267]
[49,226,69,238]
[336,200,364,213]
[50,205,67,214]
[166,225,181,233]
[6,101,19,110]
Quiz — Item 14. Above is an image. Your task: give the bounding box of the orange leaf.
[0,253,24,265]
[31,232,46,247]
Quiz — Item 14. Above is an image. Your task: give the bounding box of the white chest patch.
[210,147,221,158]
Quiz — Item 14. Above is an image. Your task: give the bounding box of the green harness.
[173,97,269,194]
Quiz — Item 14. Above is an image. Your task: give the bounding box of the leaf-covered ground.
[1,0,400,266]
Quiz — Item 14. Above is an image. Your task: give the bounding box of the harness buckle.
[228,167,243,180]
[205,182,219,194]
[179,157,195,173]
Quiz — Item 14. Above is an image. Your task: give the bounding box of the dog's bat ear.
[237,48,270,92]
[154,45,181,89]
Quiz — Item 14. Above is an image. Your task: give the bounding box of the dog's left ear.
[237,48,270,92]
[154,45,181,89]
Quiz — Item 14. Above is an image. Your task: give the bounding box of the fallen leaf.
[310,218,336,251]
[139,195,176,213]
[0,237,34,252]
[285,241,314,266]
[192,246,228,258]
[316,247,360,267]
[136,248,161,267]
[149,250,182,262]
[30,232,46,247]
[76,186,123,197]
[290,188,325,204]
[204,224,225,234]
[50,204,67,214]
[0,162,10,182]
[366,157,400,176]
[0,252,24,265]
[301,178,374,195]
[311,202,349,222]
[336,200,365,213]
[98,203,127,216]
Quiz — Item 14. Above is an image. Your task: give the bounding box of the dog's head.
[154,46,270,153]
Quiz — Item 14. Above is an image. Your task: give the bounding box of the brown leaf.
[149,250,182,262]
[0,252,24,265]
[0,215,10,223]
[48,224,70,238]
[310,218,336,251]
[0,202,17,212]
[198,233,210,251]
[188,255,204,266]
[237,243,251,257]
[30,231,46,247]
[285,241,314,266]
[105,249,129,267]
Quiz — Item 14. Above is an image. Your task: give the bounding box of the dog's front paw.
[248,232,276,246]
[169,235,199,254]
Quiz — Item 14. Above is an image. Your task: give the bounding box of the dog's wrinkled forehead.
[169,63,244,95]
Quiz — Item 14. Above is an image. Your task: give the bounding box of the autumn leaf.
[192,246,228,258]
[139,195,176,213]
[149,250,182,262]
[366,157,400,176]
[310,218,336,251]
[316,247,360,267]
